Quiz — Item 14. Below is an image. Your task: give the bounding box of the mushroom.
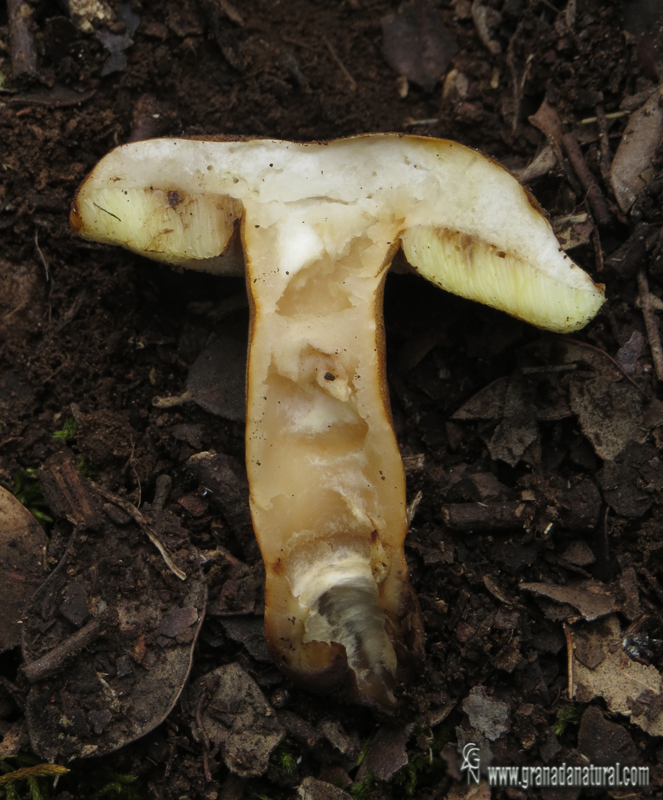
[70,134,604,710]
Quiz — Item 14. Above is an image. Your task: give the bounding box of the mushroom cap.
[71,133,604,333]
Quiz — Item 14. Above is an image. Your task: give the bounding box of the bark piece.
[7,0,39,81]
[39,450,103,529]
[187,450,258,561]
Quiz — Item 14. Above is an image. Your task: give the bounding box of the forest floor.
[1,1,663,798]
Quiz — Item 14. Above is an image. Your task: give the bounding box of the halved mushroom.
[71,134,604,710]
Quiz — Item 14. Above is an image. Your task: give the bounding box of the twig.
[591,227,604,274]
[641,293,663,312]
[34,229,49,281]
[34,228,52,323]
[322,35,356,92]
[219,0,244,26]
[91,484,187,580]
[281,35,313,51]
[407,490,422,526]
[443,501,533,532]
[562,133,611,226]
[506,22,532,135]
[580,110,630,125]
[153,474,173,512]
[529,101,583,196]
[52,289,87,336]
[563,622,574,699]
[594,106,613,186]
[195,690,213,783]
[563,337,647,396]
[404,118,440,127]
[637,270,663,381]
[7,0,38,80]
[23,615,106,682]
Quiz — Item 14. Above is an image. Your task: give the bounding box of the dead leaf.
[96,21,135,77]
[520,579,616,621]
[486,374,538,467]
[611,86,663,213]
[461,686,509,741]
[616,331,647,374]
[381,0,457,92]
[598,441,661,518]
[452,377,508,419]
[297,778,352,800]
[22,520,206,760]
[155,337,246,421]
[0,485,48,653]
[190,663,284,777]
[0,719,29,758]
[572,615,663,737]
[361,725,409,782]
[561,540,596,567]
[577,706,638,766]
[219,616,271,662]
[552,213,594,251]
[569,375,646,460]
[453,372,572,424]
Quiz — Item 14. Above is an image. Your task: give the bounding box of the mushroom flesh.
[71,134,605,709]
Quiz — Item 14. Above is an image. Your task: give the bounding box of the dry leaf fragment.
[191,663,284,777]
[381,0,458,91]
[569,375,646,460]
[471,1,501,55]
[22,520,206,760]
[154,337,246,421]
[572,615,663,737]
[0,485,48,653]
[461,686,509,741]
[520,580,616,622]
[611,86,663,213]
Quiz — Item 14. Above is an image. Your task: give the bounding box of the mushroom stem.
[243,221,416,707]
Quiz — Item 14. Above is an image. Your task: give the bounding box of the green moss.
[391,725,452,799]
[356,737,372,767]
[0,759,69,800]
[555,705,583,736]
[11,470,53,527]
[245,781,290,800]
[350,772,373,800]
[52,416,78,442]
[272,738,300,775]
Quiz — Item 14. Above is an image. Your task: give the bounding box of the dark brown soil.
[1,1,663,798]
